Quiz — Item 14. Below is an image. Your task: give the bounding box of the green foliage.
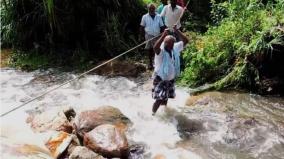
[142,0,160,4]
[1,0,145,61]
[9,50,51,70]
[181,0,284,90]
[210,0,228,25]
[1,1,16,48]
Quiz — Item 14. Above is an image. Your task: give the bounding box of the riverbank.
[0,49,11,68]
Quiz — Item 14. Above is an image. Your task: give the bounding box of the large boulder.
[0,137,53,159]
[94,60,146,77]
[83,124,129,158]
[74,106,131,137]
[69,146,105,159]
[45,131,73,158]
[26,109,73,133]
[185,92,217,106]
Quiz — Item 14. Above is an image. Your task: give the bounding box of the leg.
[148,49,154,70]
[161,99,168,106]
[152,100,163,115]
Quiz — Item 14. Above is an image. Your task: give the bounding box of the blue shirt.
[140,13,164,36]
[157,4,165,14]
[155,41,184,80]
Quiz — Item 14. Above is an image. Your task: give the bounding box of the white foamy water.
[1,68,284,159]
[0,68,200,159]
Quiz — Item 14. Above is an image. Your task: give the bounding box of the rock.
[175,115,203,139]
[186,91,222,106]
[93,60,146,77]
[63,106,76,121]
[27,109,73,133]
[69,146,105,159]
[259,77,284,95]
[74,106,131,137]
[153,154,167,159]
[186,95,203,106]
[65,134,81,157]
[128,143,146,159]
[83,124,128,158]
[45,131,73,158]
[243,117,257,126]
[0,137,53,159]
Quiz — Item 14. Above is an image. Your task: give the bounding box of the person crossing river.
[151,26,189,115]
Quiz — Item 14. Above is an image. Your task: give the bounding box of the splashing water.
[1,68,284,159]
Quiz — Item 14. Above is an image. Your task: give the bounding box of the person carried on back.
[151,25,189,115]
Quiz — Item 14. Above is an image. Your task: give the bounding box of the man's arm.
[159,16,166,33]
[175,27,189,46]
[160,5,166,17]
[154,30,168,55]
[140,16,146,41]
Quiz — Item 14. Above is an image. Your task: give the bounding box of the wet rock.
[63,106,76,121]
[243,117,257,126]
[259,77,284,95]
[153,154,166,159]
[94,60,146,77]
[0,137,53,159]
[69,146,105,159]
[83,124,129,158]
[175,115,203,139]
[65,134,81,157]
[74,106,131,137]
[27,109,73,133]
[222,118,267,151]
[45,131,73,158]
[128,143,146,159]
[186,92,217,106]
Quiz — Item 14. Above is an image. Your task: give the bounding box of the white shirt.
[140,13,164,36]
[160,5,183,29]
[154,41,184,80]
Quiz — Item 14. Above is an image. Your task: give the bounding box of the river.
[1,68,284,159]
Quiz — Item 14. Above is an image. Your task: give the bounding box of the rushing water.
[1,68,284,159]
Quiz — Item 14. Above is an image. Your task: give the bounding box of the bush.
[181,0,284,91]
[1,0,145,60]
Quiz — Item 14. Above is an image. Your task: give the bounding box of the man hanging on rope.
[140,3,165,70]
[151,26,189,115]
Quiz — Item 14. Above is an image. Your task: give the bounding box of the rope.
[1,1,190,118]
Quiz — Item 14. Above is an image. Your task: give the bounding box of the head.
[148,3,156,16]
[170,0,177,8]
[164,35,176,51]
[161,0,168,5]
